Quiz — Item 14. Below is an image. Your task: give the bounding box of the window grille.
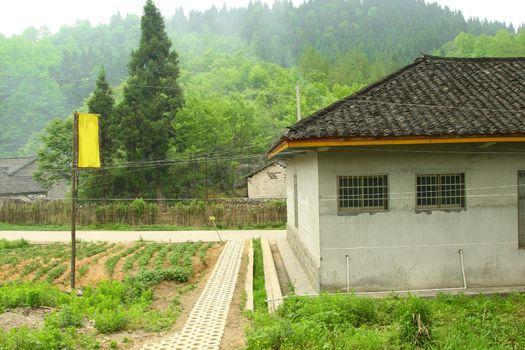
[416,173,465,210]
[338,175,388,212]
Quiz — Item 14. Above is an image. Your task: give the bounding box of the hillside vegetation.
[0,0,517,157]
[0,0,524,198]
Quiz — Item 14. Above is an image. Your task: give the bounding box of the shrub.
[0,282,68,309]
[94,307,128,333]
[46,305,83,329]
[0,238,29,249]
[399,297,432,346]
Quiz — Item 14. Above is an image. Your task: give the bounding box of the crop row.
[0,242,112,284]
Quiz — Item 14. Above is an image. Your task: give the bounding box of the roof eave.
[267,134,525,159]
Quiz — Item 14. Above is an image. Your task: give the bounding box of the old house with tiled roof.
[0,157,67,202]
[269,55,525,292]
[245,161,286,199]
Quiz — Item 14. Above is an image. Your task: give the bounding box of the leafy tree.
[34,118,72,188]
[116,0,183,198]
[437,29,525,57]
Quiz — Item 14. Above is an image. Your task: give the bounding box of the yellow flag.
[78,113,101,168]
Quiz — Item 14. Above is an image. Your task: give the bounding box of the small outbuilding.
[246,161,286,199]
[0,157,67,203]
[269,55,525,292]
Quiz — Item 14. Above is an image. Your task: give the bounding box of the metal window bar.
[416,173,465,210]
[338,175,388,211]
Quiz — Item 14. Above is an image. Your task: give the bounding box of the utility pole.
[296,83,302,122]
[205,137,208,202]
[70,112,78,291]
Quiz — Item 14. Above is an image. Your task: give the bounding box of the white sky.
[0,0,523,37]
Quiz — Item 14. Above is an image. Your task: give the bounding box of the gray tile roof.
[276,55,525,144]
[0,157,47,196]
[245,161,286,179]
[0,157,36,175]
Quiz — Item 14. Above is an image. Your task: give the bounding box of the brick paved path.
[142,240,245,350]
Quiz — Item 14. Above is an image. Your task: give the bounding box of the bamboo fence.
[0,199,287,228]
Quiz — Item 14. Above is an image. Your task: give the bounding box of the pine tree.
[88,67,115,163]
[85,67,116,199]
[117,0,183,198]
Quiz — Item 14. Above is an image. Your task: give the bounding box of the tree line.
[0,0,516,157]
[0,0,523,200]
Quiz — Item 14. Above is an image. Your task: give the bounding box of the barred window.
[338,175,389,212]
[416,173,465,210]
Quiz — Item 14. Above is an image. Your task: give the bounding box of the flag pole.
[70,111,79,291]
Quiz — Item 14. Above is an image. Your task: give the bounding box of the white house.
[268,55,525,292]
[246,161,286,199]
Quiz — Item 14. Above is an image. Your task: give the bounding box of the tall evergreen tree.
[88,67,115,163]
[117,0,183,198]
[85,67,116,199]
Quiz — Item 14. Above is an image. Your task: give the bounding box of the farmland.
[0,238,221,349]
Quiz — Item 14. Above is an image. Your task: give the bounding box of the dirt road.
[0,229,285,243]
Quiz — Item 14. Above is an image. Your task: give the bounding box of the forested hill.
[0,0,517,157]
[168,0,512,66]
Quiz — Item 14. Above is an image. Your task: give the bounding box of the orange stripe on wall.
[267,135,525,159]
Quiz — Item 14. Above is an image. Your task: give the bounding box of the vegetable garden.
[0,238,219,349]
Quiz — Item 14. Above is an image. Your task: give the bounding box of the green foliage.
[252,238,267,312]
[105,242,143,277]
[399,297,432,346]
[94,307,128,333]
[82,68,117,199]
[246,293,525,349]
[0,238,29,249]
[2,0,514,200]
[46,264,67,283]
[46,304,83,329]
[0,282,67,309]
[33,117,72,188]
[0,241,211,347]
[0,326,95,350]
[115,0,183,198]
[438,29,525,57]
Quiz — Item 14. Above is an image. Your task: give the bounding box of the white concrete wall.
[286,152,321,289]
[247,163,286,199]
[314,144,525,291]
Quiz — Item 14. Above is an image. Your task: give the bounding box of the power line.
[2,74,523,114]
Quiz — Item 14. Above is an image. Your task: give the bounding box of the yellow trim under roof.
[268,135,525,159]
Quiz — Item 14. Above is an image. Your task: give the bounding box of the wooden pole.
[70,111,78,291]
[296,83,301,122]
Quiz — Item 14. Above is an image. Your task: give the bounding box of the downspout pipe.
[346,254,350,293]
[267,249,468,302]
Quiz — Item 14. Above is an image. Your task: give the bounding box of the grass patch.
[252,238,267,313]
[0,238,29,249]
[246,292,525,349]
[0,222,286,231]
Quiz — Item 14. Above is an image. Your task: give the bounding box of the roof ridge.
[287,56,427,134]
[422,54,525,62]
[0,156,37,160]
[268,54,525,156]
